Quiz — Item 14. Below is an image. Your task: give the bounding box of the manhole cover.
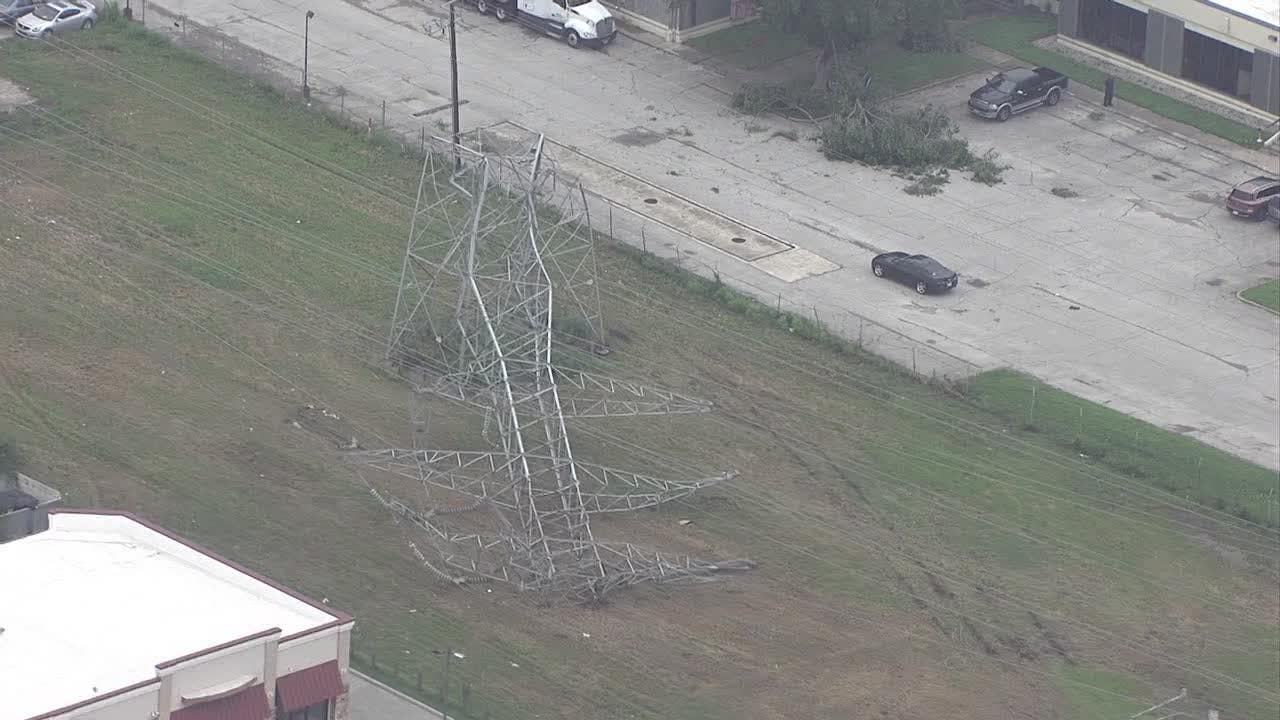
[643,198,658,205]
[730,237,747,244]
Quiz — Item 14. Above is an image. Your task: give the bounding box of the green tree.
[895,0,961,51]
[756,0,959,87]
[757,0,877,88]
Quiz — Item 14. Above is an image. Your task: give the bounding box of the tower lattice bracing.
[352,134,752,603]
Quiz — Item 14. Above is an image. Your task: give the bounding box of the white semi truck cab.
[472,0,617,49]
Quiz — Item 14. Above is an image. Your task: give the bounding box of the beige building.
[0,507,355,720]
[1056,0,1280,118]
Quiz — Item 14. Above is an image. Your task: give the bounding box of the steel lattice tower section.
[354,134,753,603]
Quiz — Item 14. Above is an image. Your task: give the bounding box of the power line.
[7,141,1269,676]
[5,44,1274,707]
[0,170,1264,712]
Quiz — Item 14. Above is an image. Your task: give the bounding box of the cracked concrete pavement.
[136,0,1280,469]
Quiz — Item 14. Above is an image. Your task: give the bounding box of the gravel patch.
[0,76,36,114]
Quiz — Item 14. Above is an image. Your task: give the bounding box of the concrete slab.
[754,247,842,282]
[481,121,795,263]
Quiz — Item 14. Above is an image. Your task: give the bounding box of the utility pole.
[302,10,316,100]
[448,0,462,170]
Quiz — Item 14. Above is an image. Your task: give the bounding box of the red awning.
[171,685,270,720]
[275,660,346,712]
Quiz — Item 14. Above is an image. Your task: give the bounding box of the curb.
[884,64,996,103]
[967,39,1277,171]
[1236,287,1280,316]
[1070,93,1277,175]
[350,670,445,719]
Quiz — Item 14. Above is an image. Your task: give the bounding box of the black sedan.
[871,252,958,294]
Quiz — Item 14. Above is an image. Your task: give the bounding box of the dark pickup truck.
[968,67,1068,121]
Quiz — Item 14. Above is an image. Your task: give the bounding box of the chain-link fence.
[134,10,984,390]
[969,372,1280,529]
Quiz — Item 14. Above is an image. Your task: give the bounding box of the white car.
[14,0,97,38]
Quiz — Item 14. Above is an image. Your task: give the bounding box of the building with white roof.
[1055,0,1280,118]
[0,505,354,720]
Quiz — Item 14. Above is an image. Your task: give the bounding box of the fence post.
[912,348,917,376]
[381,99,387,128]
[858,317,864,347]
[812,305,820,327]
[1028,383,1037,427]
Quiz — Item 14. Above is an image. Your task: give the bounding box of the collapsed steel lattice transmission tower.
[349,133,752,603]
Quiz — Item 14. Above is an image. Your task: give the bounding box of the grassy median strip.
[970,370,1279,527]
[1241,279,1280,314]
[2,18,1277,720]
[962,15,1260,146]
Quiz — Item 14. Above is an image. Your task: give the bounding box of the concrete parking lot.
[868,74,1280,467]
[133,0,1279,467]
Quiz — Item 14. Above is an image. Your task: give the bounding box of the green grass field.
[970,370,1279,527]
[685,22,813,71]
[1241,279,1280,314]
[2,19,1277,720]
[961,14,1260,145]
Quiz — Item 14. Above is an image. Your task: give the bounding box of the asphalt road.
[131,0,1279,468]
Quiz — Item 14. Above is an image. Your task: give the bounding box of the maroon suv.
[1226,176,1280,218]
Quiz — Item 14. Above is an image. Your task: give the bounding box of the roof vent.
[0,474,62,544]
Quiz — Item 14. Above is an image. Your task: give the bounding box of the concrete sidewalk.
[137,0,1279,469]
[349,670,445,720]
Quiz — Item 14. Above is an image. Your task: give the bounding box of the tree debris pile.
[731,82,835,120]
[821,102,969,170]
[733,65,1009,191]
[820,98,1010,188]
